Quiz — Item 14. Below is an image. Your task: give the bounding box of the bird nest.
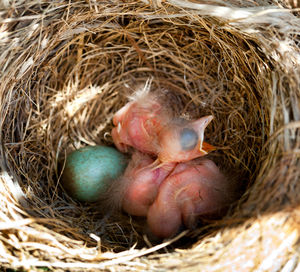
[1,0,300,271]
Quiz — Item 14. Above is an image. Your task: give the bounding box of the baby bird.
[112,85,215,164]
[102,152,237,239]
[99,151,175,216]
[121,152,176,216]
[147,158,236,238]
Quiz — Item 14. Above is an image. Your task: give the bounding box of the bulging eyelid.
[179,128,198,151]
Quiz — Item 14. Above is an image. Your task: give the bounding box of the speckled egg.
[61,145,128,202]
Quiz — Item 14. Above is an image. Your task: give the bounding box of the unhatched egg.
[60,145,128,202]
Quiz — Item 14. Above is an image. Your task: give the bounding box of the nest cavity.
[0,0,300,271]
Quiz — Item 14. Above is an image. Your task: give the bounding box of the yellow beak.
[200,141,216,154]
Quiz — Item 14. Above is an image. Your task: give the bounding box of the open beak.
[200,141,216,153]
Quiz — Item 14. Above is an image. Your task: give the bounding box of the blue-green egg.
[61,145,128,202]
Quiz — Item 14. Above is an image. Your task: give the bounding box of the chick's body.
[147,158,235,238]
[105,152,236,239]
[99,151,175,215]
[121,152,176,216]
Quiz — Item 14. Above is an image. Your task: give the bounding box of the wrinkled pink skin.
[119,154,232,238]
[147,158,230,238]
[112,96,215,163]
[121,152,176,216]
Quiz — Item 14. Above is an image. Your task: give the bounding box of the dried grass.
[0,0,300,271]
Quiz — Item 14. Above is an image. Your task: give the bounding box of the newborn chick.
[99,151,175,216]
[121,152,176,216]
[99,152,238,239]
[147,158,236,238]
[112,87,215,164]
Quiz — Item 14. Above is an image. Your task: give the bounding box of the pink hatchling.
[147,158,235,238]
[112,91,215,164]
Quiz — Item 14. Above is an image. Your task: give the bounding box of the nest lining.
[0,0,300,271]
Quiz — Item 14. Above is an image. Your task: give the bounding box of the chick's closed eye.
[180,128,198,151]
